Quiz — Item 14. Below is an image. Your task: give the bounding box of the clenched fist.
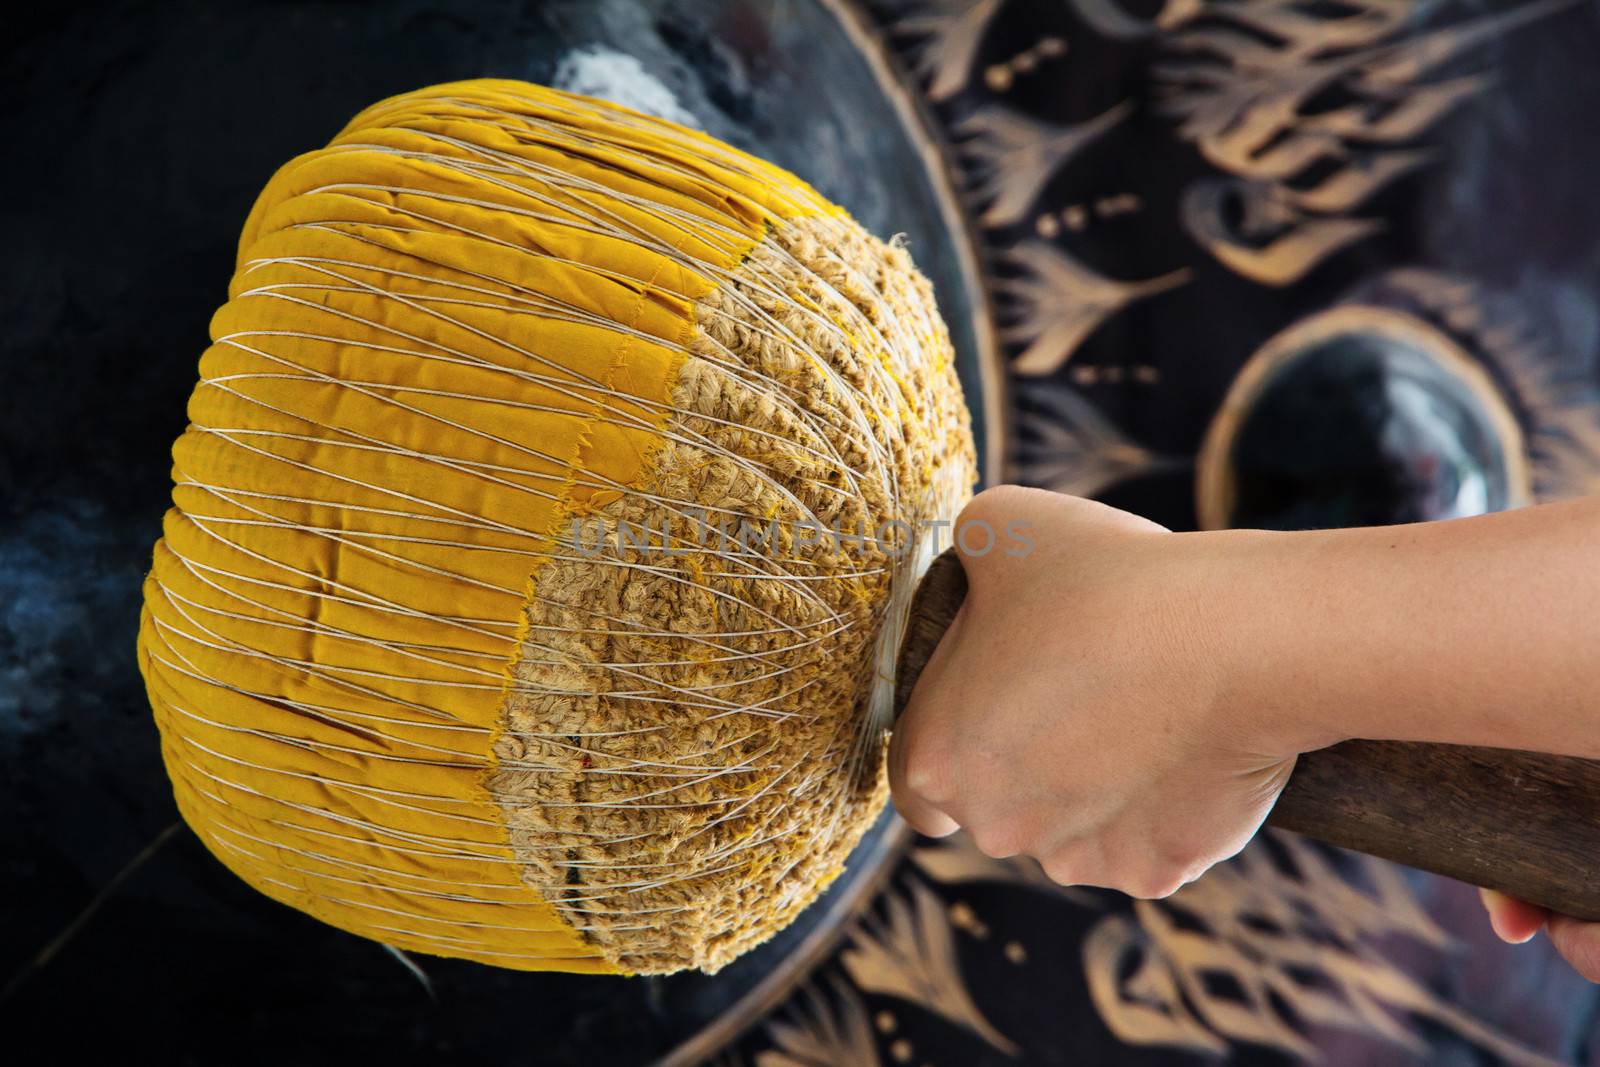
[887,485,1600,985]
[888,486,1301,898]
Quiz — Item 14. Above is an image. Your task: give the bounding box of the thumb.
[888,723,960,837]
[886,599,969,838]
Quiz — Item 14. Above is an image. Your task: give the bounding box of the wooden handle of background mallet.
[894,547,1600,919]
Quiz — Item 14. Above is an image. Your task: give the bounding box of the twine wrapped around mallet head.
[137,79,975,975]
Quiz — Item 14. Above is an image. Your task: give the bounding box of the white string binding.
[146,84,971,957]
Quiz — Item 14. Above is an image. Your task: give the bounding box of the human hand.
[1480,888,1600,982]
[887,486,1304,898]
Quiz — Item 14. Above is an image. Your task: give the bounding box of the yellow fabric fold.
[138,79,831,971]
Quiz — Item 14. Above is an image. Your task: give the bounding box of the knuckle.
[958,484,1033,521]
[969,821,1027,859]
[1118,847,1194,899]
[952,485,1036,565]
[898,734,956,803]
[1131,873,1188,900]
[1040,860,1076,887]
[889,793,950,836]
[1160,847,1214,886]
[1040,850,1085,887]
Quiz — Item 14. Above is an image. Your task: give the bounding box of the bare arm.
[1212,493,1600,759]
[889,487,1600,981]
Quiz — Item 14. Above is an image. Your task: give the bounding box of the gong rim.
[1196,305,1532,532]
[815,0,1009,492]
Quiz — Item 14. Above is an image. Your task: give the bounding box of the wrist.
[1175,527,1354,759]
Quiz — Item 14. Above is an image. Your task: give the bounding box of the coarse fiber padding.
[138,79,976,975]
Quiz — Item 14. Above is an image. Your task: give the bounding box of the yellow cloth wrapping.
[137,80,835,972]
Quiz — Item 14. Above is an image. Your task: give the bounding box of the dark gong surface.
[972,0,1600,538]
[1224,329,1524,530]
[0,2,988,1063]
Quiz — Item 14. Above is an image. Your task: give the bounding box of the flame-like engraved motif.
[1159,0,1583,285]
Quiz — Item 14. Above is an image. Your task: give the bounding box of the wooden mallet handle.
[894,547,1600,919]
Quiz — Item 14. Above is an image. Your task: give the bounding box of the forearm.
[1197,496,1600,759]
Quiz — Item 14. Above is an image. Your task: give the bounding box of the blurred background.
[5,1,1600,1063]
